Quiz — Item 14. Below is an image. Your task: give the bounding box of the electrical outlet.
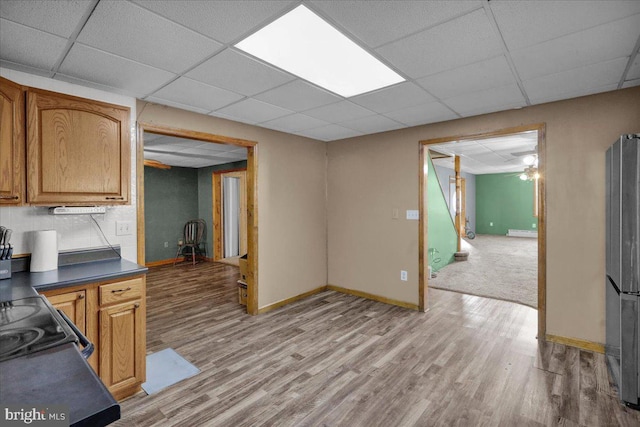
[406,210,419,220]
[401,270,408,281]
[116,221,133,236]
[532,223,537,228]
[489,222,493,226]
[164,242,169,248]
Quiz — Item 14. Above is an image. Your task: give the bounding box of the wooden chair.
[174,219,206,266]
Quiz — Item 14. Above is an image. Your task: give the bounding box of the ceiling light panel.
[235,5,404,97]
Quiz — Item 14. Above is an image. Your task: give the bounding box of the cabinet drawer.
[100,278,143,305]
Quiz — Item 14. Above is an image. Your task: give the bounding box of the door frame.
[419,123,547,339]
[136,123,259,315]
[213,169,248,262]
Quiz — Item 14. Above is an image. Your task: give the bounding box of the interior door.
[214,170,247,262]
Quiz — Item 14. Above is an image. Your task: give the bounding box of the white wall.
[0,68,138,262]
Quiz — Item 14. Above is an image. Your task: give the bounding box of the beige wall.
[137,102,328,309]
[328,86,640,344]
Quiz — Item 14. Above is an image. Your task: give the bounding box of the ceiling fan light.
[523,155,536,166]
[519,173,528,181]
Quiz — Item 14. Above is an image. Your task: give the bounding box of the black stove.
[0,297,78,362]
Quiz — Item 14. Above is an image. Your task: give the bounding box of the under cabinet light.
[235,5,404,97]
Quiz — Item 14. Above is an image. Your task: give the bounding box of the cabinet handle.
[105,197,124,200]
[111,287,132,293]
[78,294,85,299]
[0,195,19,200]
[134,303,140,309]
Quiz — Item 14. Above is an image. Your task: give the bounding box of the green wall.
[144,160,247,263]
[427,154,458,272]
[476,173,537,235]
[144,166,199,262]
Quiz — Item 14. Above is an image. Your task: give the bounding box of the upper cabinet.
[26,88,131,205]
[0,77,25,205]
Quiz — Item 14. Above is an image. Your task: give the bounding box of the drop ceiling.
[1,0,639,143]
[429,131,538,175]
[143,132,247,168]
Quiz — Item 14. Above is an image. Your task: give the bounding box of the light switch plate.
[406,210,419,220]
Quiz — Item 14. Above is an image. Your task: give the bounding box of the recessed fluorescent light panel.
[235,5,405,97]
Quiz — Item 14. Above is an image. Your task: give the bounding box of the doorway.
[136,123,259,315]
[419,124,547,339]
[213,169,247,265]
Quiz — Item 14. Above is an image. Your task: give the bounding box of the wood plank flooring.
[115,262,640,426]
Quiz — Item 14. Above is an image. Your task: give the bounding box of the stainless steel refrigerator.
[606,133,640,409]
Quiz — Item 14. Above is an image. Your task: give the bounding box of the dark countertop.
[0,253,147,426]
[0,258,147,302]
[0,343,120,427]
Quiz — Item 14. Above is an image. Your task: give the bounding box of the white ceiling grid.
[0,0,638,148]
[430,131,538,175]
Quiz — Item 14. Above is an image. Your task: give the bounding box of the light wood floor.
[115,262,640,426]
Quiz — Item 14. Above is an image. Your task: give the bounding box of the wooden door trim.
[419,123,547,340]
[137,123,259,315]
[213,169,248,261]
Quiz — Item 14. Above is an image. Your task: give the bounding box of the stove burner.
[0,327,45,359]
[0,305,41,325]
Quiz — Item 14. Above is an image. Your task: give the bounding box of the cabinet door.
[100,299,145,399]
[26,88,130,205]
[45,290,86,334]
[0,77,25,205]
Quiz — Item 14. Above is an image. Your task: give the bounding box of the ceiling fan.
[508,145,539,180]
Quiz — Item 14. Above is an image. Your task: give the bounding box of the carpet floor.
[429,234,538,308]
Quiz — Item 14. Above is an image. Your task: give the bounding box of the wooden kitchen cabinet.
[26,87,130,205]
[44,290,87,334]
[0,76,25,205]
[40,275,146,401]
[98,276,146,401]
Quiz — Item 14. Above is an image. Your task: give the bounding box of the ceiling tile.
[623,79,640,89]
[524,57,628,104]
[0,0,93,38]
[215,98,293,124]
[77,1,221,73]
[443,83,526,117]
[491,0,640,51]
[148,77,243,112]
[383,102,458,127]
[144,96,211,115]
[260,114,329,132]
[58,44,175,97]
[627,53,640,80]
[303,100,374,122]
[417,55,516,100]
[351,82,435,114]
[310,0,481,48]
[132,0,295,43]
[512,14,640,81]
[0,19,67,71]
[186,48,295,96]
[296,124,363,141]
[376,9,503,79]
[339,114,404,134]
[254,80,341,111]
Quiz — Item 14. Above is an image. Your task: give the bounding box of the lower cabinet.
[100,299,145,400]
[45,290,86,334]
[41,275,146,401]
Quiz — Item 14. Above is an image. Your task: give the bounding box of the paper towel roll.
[31,230,58,272]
